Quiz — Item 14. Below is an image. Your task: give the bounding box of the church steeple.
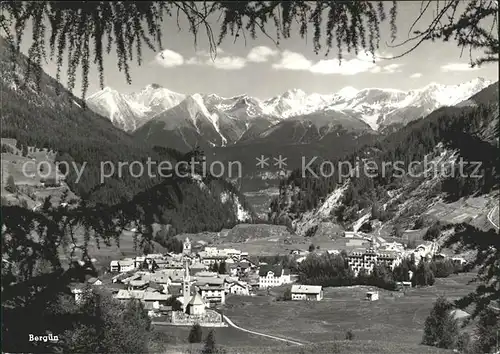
[183,237,191,255]
[182,258,191,312]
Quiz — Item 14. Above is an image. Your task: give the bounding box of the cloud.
[186,57,201,65]
[272,50,313,71]
[441,63,479,72]
[155,49,184,67]
[272,50,404,76]
[186,48,246,70]
[410,73,422,79]
[310,51,378,75]
[382,63,404,73]
[193,48,225,57]
[247,46,279,63]
[209,56,247,70]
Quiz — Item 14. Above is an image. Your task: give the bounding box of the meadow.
[152,273,475,353]
[223,274,475,344]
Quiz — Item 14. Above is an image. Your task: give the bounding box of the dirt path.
[223,315,305,346]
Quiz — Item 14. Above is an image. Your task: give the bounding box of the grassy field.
[217,274,476,351]
[152,324,279,349]
[160,340,452,354]
[424,195,499,231]
[153,321,451,353]
[152,273,475,353]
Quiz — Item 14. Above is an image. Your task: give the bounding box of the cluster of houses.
[108,239,254,309]
[339,236,466,278]
[72,233,467,324]
[72,237,327,324]
[294,235,465,284]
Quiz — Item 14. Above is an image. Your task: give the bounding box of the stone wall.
[171,310,227,327]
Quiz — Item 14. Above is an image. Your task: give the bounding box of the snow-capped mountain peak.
[262,88,334,118]
[86,86,118,99]
[87,77,492,136]
[282,88,306,98]
[337,86,359,99]
[86,84,185,131]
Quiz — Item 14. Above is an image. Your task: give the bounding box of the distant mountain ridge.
[87,78,491,151]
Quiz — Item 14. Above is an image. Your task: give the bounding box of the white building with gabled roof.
[187,293,206,315]
[291,285,323,301]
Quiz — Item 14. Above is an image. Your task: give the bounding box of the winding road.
[487,205,499,230]
[223,315,305,346]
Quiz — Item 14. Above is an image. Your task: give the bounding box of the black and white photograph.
[1,1,499,353]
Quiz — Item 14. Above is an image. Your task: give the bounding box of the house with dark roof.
[195,277,225,305]
[128,279,149,290]
[189,262,207,276]
[142,291,170,307]
[114,289,145,302]
[240,257,258,268]
[228,281,250,295]
[258,265,292,289]
[144,272,170,285]
[86,276,102,286]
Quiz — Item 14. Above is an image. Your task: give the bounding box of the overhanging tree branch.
[1,1,496,99]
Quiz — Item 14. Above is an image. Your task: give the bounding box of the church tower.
[183,237,191,255]
[182,258,191,312]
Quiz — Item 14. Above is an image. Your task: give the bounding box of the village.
[70,232,468,328]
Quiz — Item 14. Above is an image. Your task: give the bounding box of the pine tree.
[474,308,500,353]
[424,221,441,241]
[371,202,381,220]
[413,216,425,230]
[218,261,226,275]
[283,287,292,301]
[455,333,472,353]
[5,175,17,193]
[345,330,355,340]
[422,297,458,349]
[210,262,219,273]
[412,261,435,287]
[201,330,217,354]
[142,242,153,256]
[391,225,403,238]
[188,323,203,344]
[393,258,414,282]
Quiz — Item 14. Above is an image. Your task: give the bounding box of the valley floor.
[154,273,475,353]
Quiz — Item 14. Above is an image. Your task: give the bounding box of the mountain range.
[87,78,491,151]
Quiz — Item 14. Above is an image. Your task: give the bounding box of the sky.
[15,2,499,99]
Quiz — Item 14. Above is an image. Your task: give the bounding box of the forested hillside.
[0,37,253,234]
[270,82,499,226]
